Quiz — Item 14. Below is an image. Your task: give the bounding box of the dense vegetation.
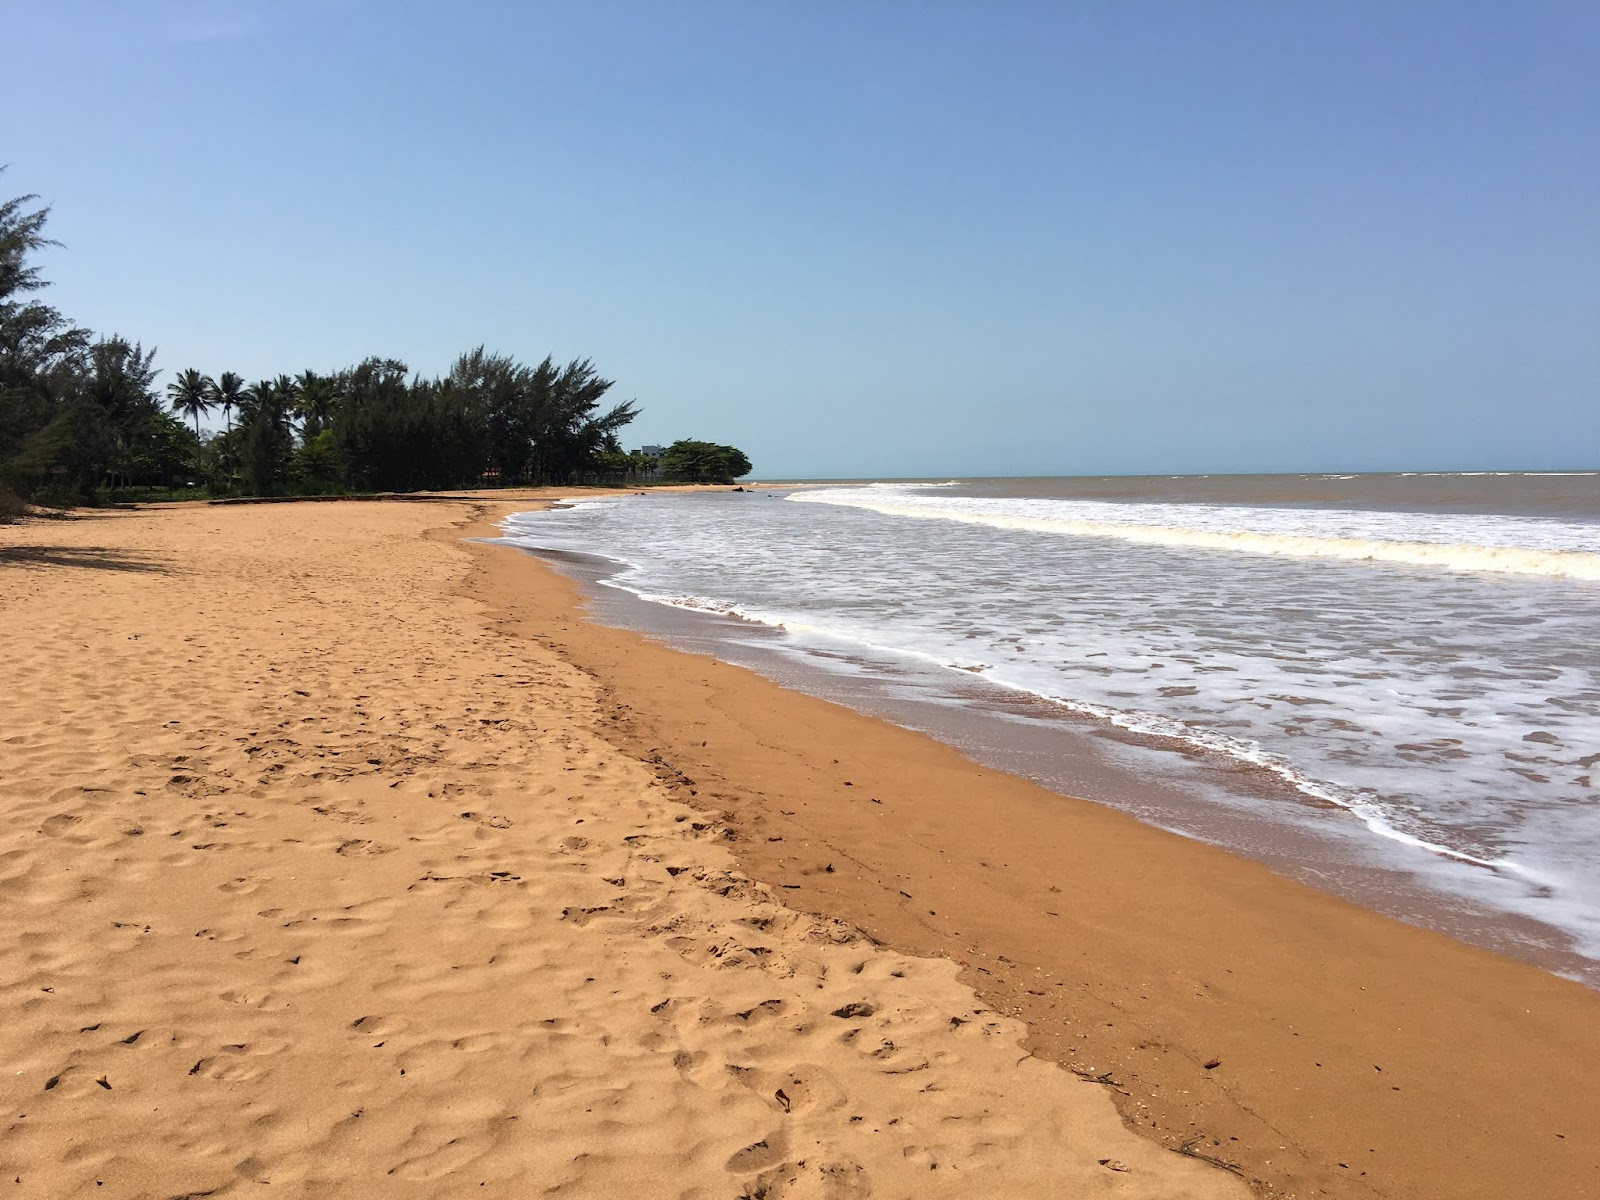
[1,175,750,512]
[658,440,754,484]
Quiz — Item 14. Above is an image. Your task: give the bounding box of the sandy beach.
[0,494,1245,1198]
[2,494,1598,1199]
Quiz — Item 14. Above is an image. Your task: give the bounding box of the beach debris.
[775,1088,791,1112]
[1203,1058,1222,1070]
[1177,1140,1245,1176]
[95,1076,111,1090]
[1070,1066,1124,1088]
[1097,1159,1131,1173]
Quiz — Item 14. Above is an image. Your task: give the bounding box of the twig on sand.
[1177,1140,1247,1178]
[1068,1065,1131,1096]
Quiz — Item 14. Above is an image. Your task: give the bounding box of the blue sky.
[4,0,1596,477]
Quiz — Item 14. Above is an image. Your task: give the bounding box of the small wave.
[1020,691,1555,884]
[1399,470,1599,478]
[600,571,1563,885]
[632,591,787,626]
[790,494,1600,580]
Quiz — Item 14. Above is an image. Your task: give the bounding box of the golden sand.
[0,496,1246,1198]
[472,495,1600,1200]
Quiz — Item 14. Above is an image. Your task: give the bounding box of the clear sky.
[4,0,1596,478]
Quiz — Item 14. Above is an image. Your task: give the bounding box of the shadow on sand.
[0,545,173,574]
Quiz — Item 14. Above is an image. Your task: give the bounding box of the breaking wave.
[791,489,1600,580]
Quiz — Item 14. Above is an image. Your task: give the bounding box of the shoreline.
[0,492,1247,1199]
[464,498,1600,1199]
[1,491,1594,1198]
[504,527,1599,988]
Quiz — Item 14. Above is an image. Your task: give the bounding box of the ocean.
[499,472,1600,984]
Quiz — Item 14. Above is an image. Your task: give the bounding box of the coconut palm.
[294,369,337,439]
[273,373,300,409]
[243,378,297,439]
[209,371,245,432]
[166,368,215,439]
[240,378,273,424]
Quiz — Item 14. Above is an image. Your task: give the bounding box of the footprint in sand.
[40,813,84,838]
[349,1013,411,1038]
[726,1128,790,1173]
[725,1062,844,1118]
[741,1158,870,1199]
[386,1133,491,1181]
[457,811,513,829]
[191,1057,270,1083]
[218,987,275,1008]
[560,905,615,927]
[728,998,787,1026]
[335,838,395,857]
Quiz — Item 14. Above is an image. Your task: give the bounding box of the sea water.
[500,473,1600,981]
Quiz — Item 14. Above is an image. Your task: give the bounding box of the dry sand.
[0,496,1247,1198]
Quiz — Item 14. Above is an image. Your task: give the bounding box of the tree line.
[155,352,643,496]
[1,174,750,511]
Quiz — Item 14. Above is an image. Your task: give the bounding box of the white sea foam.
[790,487,1600,579]
[614,582,1566,888]
[500,479,1600,965]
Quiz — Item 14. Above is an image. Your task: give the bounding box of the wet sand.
[0,494,1244,1198]
[530,542,1600,987]
[470,500,1600,1199]
[3,491,1596,1199]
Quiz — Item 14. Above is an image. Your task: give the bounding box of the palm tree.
[166,368,215,439]
[295,369,336,439]
[274,374,300,407]
[240,378,273,424]
[209,371,245,432]
[242,378,297,439]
